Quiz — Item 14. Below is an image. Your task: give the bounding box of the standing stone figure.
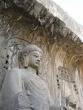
[0,44,53,110]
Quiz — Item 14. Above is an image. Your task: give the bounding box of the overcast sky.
[53,0,83,25]
[52,0,83,41]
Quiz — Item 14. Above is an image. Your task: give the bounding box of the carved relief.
[57,66,80,110]
[58,66,73,82]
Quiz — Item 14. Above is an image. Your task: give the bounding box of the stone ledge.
[0,0,81,43]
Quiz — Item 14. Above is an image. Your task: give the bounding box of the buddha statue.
[1,44,53,110]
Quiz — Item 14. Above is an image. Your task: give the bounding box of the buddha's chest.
[22,73,48,94]
[22,74,50,110]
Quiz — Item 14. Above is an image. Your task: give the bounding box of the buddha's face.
[24,51,42,69]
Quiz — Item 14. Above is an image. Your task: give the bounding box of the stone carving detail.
[66,96,77,110]
[7,38,30,69]
[57,66,80,110]
[58,66,73,82]
[0,43,54,110]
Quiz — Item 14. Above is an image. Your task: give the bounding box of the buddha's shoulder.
[7,68,26,76]
[8,68,30,76]
[8,68,20,73]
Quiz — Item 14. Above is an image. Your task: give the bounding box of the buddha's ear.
[23,55,29,68]
[18,52,23,68]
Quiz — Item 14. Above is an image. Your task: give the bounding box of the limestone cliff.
[0,0,83,109]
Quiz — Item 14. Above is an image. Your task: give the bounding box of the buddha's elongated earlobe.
[23,55,29,68]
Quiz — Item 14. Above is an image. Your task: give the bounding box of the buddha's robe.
[1,68,51,110]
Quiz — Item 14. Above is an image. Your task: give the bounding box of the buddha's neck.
[27,66,37,75]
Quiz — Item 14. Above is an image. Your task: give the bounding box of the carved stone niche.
[57,66,79,110]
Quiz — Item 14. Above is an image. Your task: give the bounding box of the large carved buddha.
[0,44,53,110]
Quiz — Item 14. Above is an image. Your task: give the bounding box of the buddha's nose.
[37,59,40,62]
[36,59,40,63]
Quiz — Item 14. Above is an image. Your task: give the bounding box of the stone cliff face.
[0,0,83,109]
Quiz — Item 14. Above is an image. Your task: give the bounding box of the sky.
[53,0,83,25]
[52,0,83,41]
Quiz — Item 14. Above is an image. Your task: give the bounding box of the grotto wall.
[0,0,83,109]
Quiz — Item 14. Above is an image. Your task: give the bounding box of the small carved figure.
[1,44,53,110]
[66,96,77,110]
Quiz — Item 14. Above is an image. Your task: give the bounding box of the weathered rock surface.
[0,0,83,109]
[0,0,81,42]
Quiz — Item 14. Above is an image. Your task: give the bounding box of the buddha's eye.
[33,54,38,57]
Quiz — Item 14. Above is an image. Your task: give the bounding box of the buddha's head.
[18,44,43,70]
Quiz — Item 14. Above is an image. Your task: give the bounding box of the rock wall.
[0,7,82,108]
